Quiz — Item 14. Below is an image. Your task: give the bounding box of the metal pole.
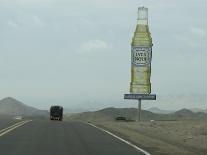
[138,99,141,122]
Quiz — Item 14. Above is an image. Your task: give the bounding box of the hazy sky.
[0,0,207,110]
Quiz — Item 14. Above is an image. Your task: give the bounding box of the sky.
[0,0,207,110]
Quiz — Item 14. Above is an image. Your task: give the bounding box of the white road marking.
[88,123,151,155]
[0,120,32,137]
[0,121,27,133]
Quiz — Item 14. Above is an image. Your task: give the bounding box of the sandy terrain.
[93,120,207,155]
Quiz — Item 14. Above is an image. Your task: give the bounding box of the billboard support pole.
[138,99,141,122]
[124,94,156,122]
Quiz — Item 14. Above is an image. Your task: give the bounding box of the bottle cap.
[137,7,148,25]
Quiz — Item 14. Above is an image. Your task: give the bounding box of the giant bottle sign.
[130,7,153,94]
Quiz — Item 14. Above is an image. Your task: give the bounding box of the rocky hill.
[147,107,174,114]
[0,97,48,117]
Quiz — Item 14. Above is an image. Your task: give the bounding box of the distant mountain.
[66,107,207,122]
[63,108,88,114]
[202,109,207,113]
[173,108,207,119]
[173,108,195,117]
[0,97,49,117]
[189,108,204,113]
[189,108,207,113]
[66,107,159,122]
[66,94,207,114]
[147,107,174,114]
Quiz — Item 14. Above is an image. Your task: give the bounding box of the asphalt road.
[0,116,20,130]
[0,120,146,155]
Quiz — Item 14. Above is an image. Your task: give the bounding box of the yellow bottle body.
[130,24,153,94]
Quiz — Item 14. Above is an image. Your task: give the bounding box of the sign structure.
[124,94,156,100]
[130,7,152,94]
[124,7,156,122]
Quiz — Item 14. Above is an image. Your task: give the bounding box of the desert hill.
[66,107,207,122]
[0,97,48,117]
[147,107,174,114]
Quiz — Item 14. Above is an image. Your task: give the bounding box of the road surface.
[0,116,20,130]
[0,120,146,155]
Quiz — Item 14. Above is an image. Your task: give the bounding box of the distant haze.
[0,0,207,110]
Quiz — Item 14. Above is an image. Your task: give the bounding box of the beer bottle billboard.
[130,7,153,94]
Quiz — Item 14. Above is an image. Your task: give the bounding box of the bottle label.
[131,46,151,66]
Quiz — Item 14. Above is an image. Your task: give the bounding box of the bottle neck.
[137,19,148,25]
[137,7,148,25]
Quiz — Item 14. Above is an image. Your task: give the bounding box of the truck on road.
[50,106,63,121]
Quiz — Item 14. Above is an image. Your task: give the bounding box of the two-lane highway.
[0,120,146,155]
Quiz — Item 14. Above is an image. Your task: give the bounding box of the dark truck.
[50,106,63,121]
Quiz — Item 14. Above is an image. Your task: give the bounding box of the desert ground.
[93,120,207,155]
[89,120,207,155]
[65,107,207,155]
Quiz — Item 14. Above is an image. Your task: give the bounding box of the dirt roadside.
[93,120,207,155]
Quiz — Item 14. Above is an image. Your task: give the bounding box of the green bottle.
[130,7,153,94]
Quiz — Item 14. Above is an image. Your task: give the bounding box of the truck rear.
[50,106,63,121]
